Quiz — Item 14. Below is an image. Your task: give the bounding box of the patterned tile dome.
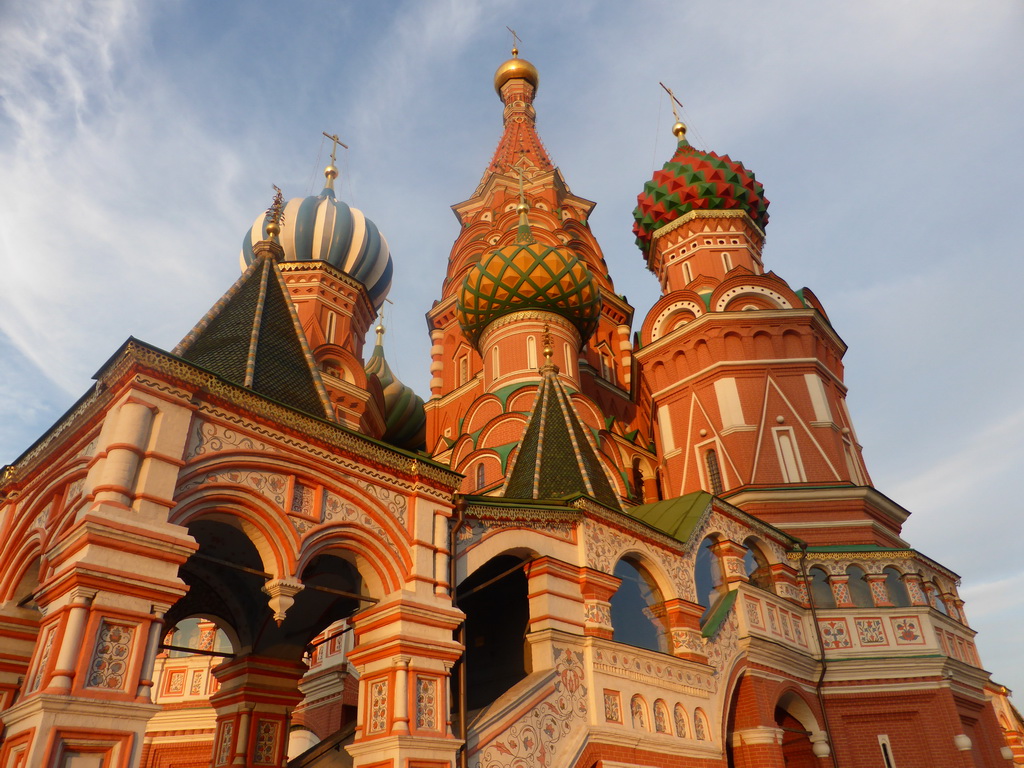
[457,230,601,349]
[240,179,393,311]
[633,129,769,250]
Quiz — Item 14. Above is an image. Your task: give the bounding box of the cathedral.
[1,48,1021,768]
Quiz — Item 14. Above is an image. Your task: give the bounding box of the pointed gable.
[503,364,621,510]
[173,253,333,420]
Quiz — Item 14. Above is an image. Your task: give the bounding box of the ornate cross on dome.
[506,26,521,57]
[659,82,688,139]
[322,132,349,165]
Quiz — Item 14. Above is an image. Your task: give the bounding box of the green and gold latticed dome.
[457,236,601,349]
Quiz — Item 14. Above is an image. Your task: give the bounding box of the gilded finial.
[375,308,386,345]
[659,82,687,139]
[265,185,285,240]
[542,324,553,362]
[322,131,349,189]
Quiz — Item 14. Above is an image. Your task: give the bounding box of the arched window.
[610,558,668,653]
[475,463,486,488]
[845,565,873,607]
[654,699,671,734]
[808,566,836,609]
[527,336,537,370]
[491,346,500,377]
[884,566,911,607]
[928,581,949,615]
[563,343,573,377]
[674,703,689,738]
[694,537,722,620]
[705,449,724,495]
[721,252,733,271]
[743,538,774,593]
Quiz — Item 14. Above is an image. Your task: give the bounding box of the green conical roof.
[173,245,333,420]
[503,362,621,510]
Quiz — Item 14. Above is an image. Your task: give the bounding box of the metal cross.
[506,26,521,55]
[659,82,684,122]
[322,132,349,165]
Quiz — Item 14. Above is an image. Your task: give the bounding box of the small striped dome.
[240,186,393,310]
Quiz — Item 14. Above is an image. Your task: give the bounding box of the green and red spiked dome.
[633,123,769,250]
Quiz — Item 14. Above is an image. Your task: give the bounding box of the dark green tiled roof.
[174,254,332,420]
[503,364,621,511]
[627,492,714,543]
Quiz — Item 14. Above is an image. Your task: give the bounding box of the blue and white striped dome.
[240,185,393,310]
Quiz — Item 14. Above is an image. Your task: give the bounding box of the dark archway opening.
[455,554,530,714]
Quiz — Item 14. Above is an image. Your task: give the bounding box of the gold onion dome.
[457,215,601,349]
[494,46,539,95]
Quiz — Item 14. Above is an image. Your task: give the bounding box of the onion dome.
[494,46,539,95]
[364,323,426,451]
[633,122,769,250]
[457,205,601,349]
[240,165,393,310]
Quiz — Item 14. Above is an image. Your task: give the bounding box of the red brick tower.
[633,120,897,547]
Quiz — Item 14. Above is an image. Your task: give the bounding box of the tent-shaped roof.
[503,362,621,511]
[173,245,333,420]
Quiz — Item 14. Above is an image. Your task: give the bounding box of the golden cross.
[506,26,521,56]
[659,82,684,123]
[322,132,349,165]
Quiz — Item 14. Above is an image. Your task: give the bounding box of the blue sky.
[2,1,1022,696]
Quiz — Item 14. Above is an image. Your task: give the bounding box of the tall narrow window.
[683,261,693,283]
[325,311,338,344]
[705,449,724,495]
[476,463,486,488]
[491,346,500,377]
[527,336,537,370]
[563,343,573,377]
[721,252,733,271]
[459,356,469,386]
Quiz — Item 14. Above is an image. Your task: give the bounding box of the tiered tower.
[425,48,653,500]
[633,121,898,547]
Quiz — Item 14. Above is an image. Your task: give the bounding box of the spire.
[514,164,535,244]
[484,45,553,184]
[503,359,622,511]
